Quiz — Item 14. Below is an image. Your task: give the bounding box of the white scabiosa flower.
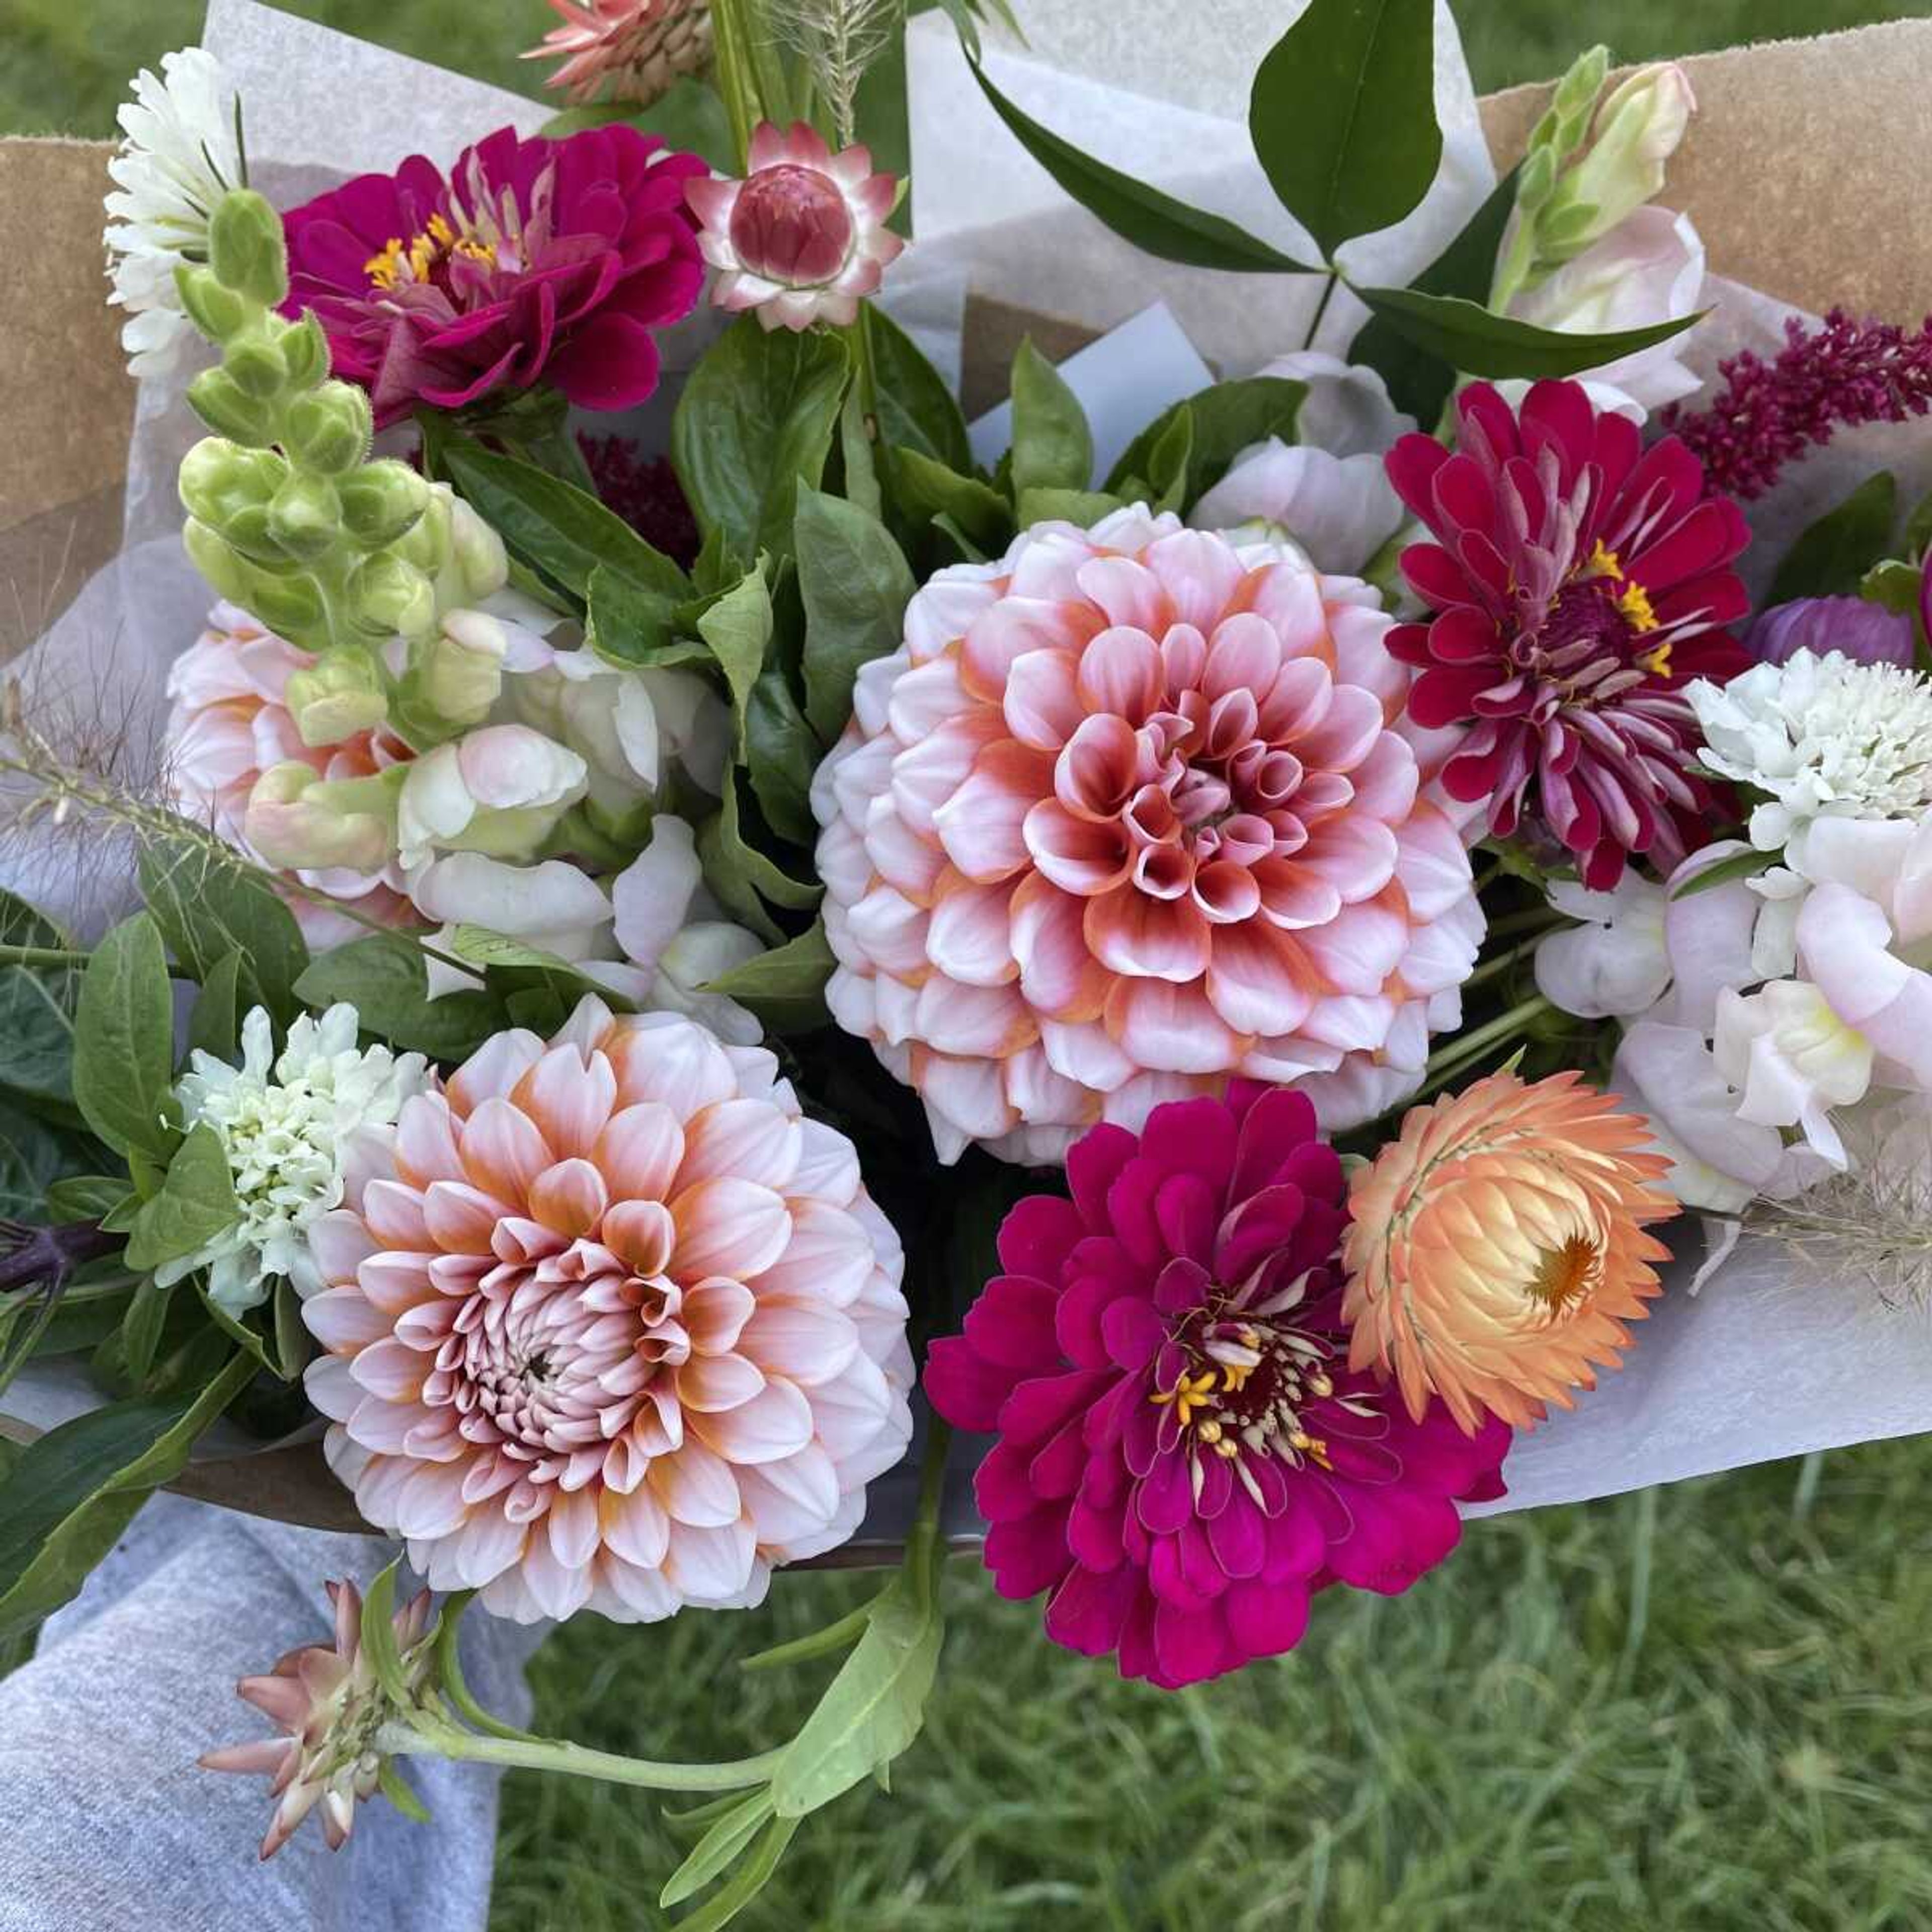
[103,47,244,378]
[1687,649,1932,867]
[165,1005,429,1313]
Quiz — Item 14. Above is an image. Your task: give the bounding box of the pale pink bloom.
[201,1577,433,1859]
[165,603,419,947]
[303,997,913,1623]
[810,505,1484,1164]
[686,122,905,332]
[523,0,712,107]
[1191,439,1403,577]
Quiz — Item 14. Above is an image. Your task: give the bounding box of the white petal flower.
[1535,874,1671,1020]
[1687,650,1932,867]
[1252,351,1414,457]
[167,1005,429,1313]
[1191,439,1403,576]
[1711,979,1873,1167]
[103,47,243,379]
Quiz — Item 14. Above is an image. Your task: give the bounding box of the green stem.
[708,0,764,170]
[387,1718,784,1796]
[0,943,88,970]
[1484,906,1567,944]
[1460,934,1546,995]
[1300,271,1339,353]
[1421,993,1554,1081]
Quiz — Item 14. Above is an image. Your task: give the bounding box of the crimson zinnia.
[1385,380,1751,889]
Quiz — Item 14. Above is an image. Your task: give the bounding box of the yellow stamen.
[1618,580,1660,636]
[1151,1369,1218,1428]
[426,211,456,248]
[362,218,496,294]
[1586,539,1626,582]
[363,236,406,290]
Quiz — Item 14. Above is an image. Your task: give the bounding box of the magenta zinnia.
[923,1086,1511,1689]
[1387,379,1752,889]
[283,124,706,427]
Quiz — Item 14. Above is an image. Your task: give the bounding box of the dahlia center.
[1152,1306,1342,1474]
[729,165,854,285]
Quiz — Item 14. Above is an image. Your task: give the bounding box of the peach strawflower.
[1342,1069,1681,1432]
[523,0,712,108]
[165,602,419,947]
[302,997,913,1622]
[811,505,1484,1165]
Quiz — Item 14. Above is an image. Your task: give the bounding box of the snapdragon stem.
[383,1719,783,1795]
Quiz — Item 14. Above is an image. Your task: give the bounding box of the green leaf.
[1016,487,1123,528]
[1668,847,1774,900]
[71,914,174,1163]
[703,921,834,1034]
[441,434,691,606]
[137,842,307,1024]
[1347,164,1522,424]
[446,928,631,1012]
[866,307,971,472]
[1769,472,1900,605]
[0,889,66,950]
[672,318,851,566]
[670,1814,801,1932]
[46,1175,131,1224]
[0,1099,96,1221]
[1349,284,1704,383]
[359,1559,416,1708]
[188,950,246,1064]
[696,774,822,945]
[1009,340,1095,496]
[118,1274,174,1387]
[837,381,883,523]
[661,1790,778,1910]
[1860,557,1924,614]
[0,1349,254,1642]
[123,1124,240,1274]
[1906,485,1932,561]
[1249,0,1439,258]
[696,561,776,744]
[584,563,693,672]
[1104,376,1308,509]
[965,57,1317,275]
[889,449,1012,553]
[795,488,918,743]
[294,933,501,1062]
[0,963,75,1108]
[745,669,819,848]
[377,1758,433,1826]
[768,1557,944,1819]
[273,1276,309,1380]
[543,76,735,170]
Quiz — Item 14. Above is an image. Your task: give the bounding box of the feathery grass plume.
[766,0,901,144]
[1739,1098,1932,1307]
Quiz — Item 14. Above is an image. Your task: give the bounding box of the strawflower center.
[1523,1232,1601,1315]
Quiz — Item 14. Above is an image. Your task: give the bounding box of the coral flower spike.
[302,998,914,1621]
[925,1086,1512,1689]
[1343,1069,1682,1433]
[1386,379,1753,888]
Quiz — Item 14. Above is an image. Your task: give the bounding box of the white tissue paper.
[9,0,1932,1531]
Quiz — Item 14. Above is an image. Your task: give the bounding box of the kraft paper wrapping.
[4,0,1932,1550]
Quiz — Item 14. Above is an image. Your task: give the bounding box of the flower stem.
[1421,993,1554,1081]
[0,942,88,970]
[386,1718,784,1796]
[1460,933,1547,995]
[1483,905,1566,943]
[1300,272,1339,354]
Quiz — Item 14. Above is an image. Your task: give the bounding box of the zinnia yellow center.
[365,212,497,290]
[1150,1312,1339,1475]
[1523,1233,1600,1315]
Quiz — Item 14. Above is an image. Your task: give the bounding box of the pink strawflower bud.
[523,0,712,108]
[201,1578,435,1859]
[687,122,905,332]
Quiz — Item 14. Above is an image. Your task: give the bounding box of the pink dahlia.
[165,602,419,947]
[810,505,1484,1165]
[1387,379,1752,890]
[283,124,706,427]
[924,1086,1512,1688]
[302,997,914,1622]
[524,0,712,108]
[686,121,904,332]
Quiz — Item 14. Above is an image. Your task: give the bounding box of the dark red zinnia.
[924,1085,1511,1689]
[1385,379,1753,889]
[283,124,707,428]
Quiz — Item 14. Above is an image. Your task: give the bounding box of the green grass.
[13,1,1932,1926]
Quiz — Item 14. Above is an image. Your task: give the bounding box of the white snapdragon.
[103,47,244,378]
[166,1005,429,1313]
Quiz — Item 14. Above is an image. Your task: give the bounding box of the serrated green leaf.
[294,933,502,1063]
[967,57,1316,275]
[441,434,690,606]
[1769,472,1900,605]
[0,1348,254,1642]
[1250,0,1439,258]
[673,318,851,566]
[137,842,307,1024]
[795,487,917,743]
[703,921,834,1035]
[123,1124,240,1273]
[72,914,174,1163]
[1349,284,1705,384]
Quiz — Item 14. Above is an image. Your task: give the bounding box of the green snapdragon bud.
[187,367,279,446]
[283,385,373,475]
[174,265,249,343]
[276,312,331,392]
[417,611,508,728]
[208,189,289,309]
[179,440,287,528]
[447,497,510,603]
[223,334,289,401]
[351,553,436,639]
[266,473,343,562]
[285,648,391,746]
[338,460,431,548]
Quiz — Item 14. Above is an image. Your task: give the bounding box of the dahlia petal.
[932,744,1048,882]
[671,1178,792,1280]
[592,1102,686,1203]
[528,1157,609,1238]
[1107,980,1239,1074]
[650,1439,742,1527]
[447,1029,546,1114]
[676,1350,767,1413]
[677,1097,803,1194]
[695,1375,816,1464]
[461,1097,554,1206]
[741,1298,860,1385]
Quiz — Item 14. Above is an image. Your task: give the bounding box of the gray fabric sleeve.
[0,1494,542,1932]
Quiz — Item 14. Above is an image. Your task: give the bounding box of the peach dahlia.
[810,506,1485,1165]
[301,998,914,1621]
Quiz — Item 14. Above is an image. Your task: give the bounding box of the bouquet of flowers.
[4,0,1930,1913]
